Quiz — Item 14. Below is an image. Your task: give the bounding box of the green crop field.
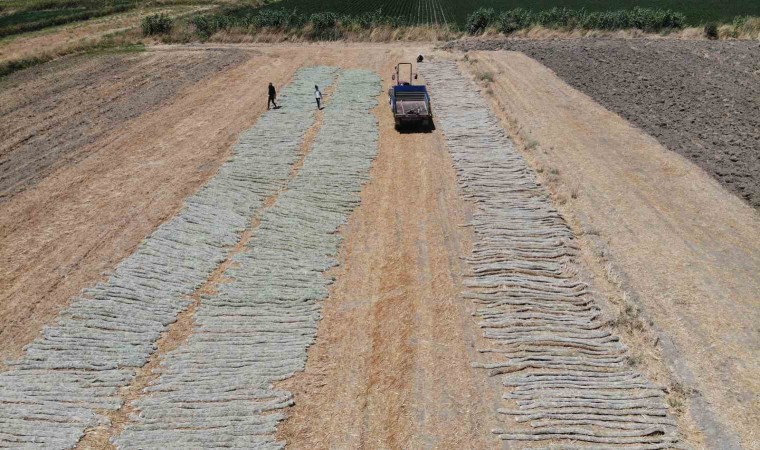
[265,0,759,26]
[0,0,141,38]
[0,0,217,38]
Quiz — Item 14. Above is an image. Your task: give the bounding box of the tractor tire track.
[0,66,337,449]
[422,61,682,448]
[112,69,381,449]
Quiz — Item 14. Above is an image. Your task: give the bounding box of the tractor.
[388,62,432,130]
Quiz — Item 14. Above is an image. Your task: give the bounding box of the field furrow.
[0,51,248,200]
[422,60,682,448]
[436,0,447,25]
[400,0,412,25]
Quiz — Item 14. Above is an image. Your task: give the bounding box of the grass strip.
[0,39,144,79]
[0,4,136,38]
[179,5,758,41]
[467,7,687,34]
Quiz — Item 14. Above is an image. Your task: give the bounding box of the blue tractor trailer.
[388,62,432,130]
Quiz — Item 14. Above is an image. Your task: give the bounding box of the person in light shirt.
[315,85,323,110]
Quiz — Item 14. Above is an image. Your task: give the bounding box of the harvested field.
[0,50,248,199]
[277,61,504,449]
[0,45,388,366]
[0,64,339,449]
[0,42,758,449]
[0,47,270,369]
[423,59,681,449]
[458,49,759,448]
[449,39,760,209]
[115,68,381,449]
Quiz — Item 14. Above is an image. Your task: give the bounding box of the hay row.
[113,69,382,449]
[422,60,681,448]
[0,66,338,449]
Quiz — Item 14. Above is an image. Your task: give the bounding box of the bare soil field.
[0,50,248,199]
[449,39,760,209]
[0,42,758,449]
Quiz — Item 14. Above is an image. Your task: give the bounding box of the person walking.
[314,85,323,110]
[268,82,278,110]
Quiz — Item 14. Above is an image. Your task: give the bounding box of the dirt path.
[466,50,760,448]
[277,53,503,449]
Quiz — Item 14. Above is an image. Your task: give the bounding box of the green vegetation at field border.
[0,36,143,78]
[263,0,759,26]
[189,6,440,39]
[179,4,760,41]
[142,11,173,34]
[466,6,686,34]
[0,0,224,38]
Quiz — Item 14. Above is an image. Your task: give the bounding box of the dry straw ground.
[0,42,757,448]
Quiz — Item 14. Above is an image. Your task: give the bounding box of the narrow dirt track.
[466,50,759,448]
[278,68,503,449]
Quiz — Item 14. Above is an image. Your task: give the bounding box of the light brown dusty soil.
[0,49,249,198]
[452,40,760,209]
[465,50,760,449]
[277,54,504,449]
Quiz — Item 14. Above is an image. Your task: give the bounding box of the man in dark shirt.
[268,82,278,110]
